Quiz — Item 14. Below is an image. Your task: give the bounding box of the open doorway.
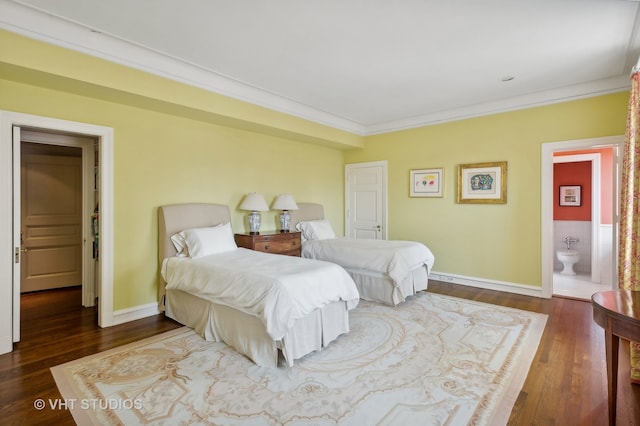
[552,151,611,299]
[19,130,98,312]
[0,110,114,355]
[541,136,623,299]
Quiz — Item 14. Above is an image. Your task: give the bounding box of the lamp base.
[279,210,291,234]
[248,211,261,235]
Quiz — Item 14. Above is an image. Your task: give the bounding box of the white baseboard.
[112,302,161,326]
[430,271,545,298]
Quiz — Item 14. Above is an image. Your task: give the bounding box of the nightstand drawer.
[234,232,302,257]
[254,238,300,253]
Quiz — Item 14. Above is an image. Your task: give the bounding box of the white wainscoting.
[553,220,591,274]
[599,224,613,287]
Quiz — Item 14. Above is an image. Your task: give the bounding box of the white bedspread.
[301,238,435,285]
[162,248,359,341]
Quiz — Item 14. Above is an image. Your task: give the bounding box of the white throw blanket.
[301,238,435,285]
[162,248,359,341]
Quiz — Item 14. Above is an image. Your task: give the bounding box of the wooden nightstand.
[234,231,301,257]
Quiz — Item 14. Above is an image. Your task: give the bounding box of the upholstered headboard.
[290,203,325,230]
[157,203,232,309]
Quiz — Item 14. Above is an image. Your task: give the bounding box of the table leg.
[604,329,619,426]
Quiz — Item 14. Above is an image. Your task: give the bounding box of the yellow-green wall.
[0,25,360,311]
[348,93,628,287]
[1,78,347,310]
[0,30,631,311]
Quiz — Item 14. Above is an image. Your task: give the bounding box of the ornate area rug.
[52,293,547,425]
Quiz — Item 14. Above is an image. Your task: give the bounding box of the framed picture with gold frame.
[457,161,507,204]
[410,168,444,197]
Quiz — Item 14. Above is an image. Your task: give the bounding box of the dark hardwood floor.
[0,286,181,425]
[1,281,639,425]
[428,281,640,425]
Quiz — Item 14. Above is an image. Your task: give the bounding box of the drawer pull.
[264,245,270,250]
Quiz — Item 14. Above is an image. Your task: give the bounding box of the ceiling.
[2,0,640,135]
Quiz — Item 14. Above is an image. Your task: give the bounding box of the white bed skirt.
[346,265,429,306]
[165,289,350,367]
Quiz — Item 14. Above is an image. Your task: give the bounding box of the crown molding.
[0,1,366,135]
[365,75,631,135]
[0,1,633,137]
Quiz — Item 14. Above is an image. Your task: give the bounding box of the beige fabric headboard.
[157,203,232,309]
[290,203,325,230]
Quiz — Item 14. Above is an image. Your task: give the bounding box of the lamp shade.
[239,193,269,212]
[271,194,298,211]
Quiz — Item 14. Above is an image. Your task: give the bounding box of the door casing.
[0,110,114,354]
[541,135,623,298]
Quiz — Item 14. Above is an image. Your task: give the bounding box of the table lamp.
[271,194,298,233]
[239,193,269,234]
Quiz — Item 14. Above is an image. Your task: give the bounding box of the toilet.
[557,250,580,275]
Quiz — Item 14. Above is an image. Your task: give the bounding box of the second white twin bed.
[291,203,435,306]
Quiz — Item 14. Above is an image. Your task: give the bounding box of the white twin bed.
[291,203,435,306]
[158,203,359,368]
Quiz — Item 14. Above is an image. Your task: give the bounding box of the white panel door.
[21,152,83,292]
[345,161,387,239]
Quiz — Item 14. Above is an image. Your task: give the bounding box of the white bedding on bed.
[301,238,435,284]
[162,248,359,341]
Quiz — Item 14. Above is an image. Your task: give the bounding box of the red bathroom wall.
[553,161,591,221]
[554,148,613,224]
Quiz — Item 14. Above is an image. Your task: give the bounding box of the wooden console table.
[591,290,640,425]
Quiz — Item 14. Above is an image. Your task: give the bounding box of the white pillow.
[179,222,237,258]
[297,219,336,240]
[170,232,188,257]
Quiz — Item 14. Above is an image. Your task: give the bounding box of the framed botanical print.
[457,161,507,204]
[410,168,444,197]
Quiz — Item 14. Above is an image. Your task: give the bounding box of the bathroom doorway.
[552,153,607,299]
[541,136,623,300]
